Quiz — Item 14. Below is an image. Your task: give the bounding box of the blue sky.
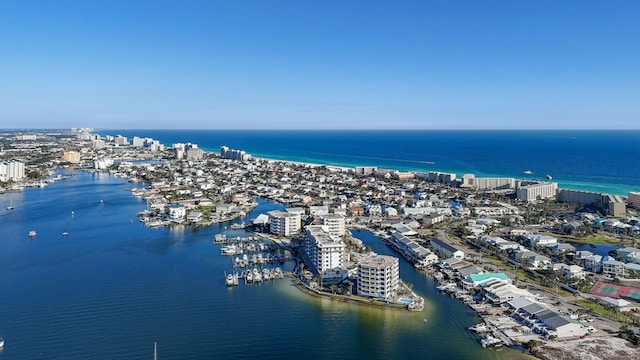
[1,0,638,130]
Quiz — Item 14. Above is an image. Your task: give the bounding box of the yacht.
[226,273,235,286]
[28,230,37,237]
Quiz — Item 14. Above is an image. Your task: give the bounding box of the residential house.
[602,256,625,277]
[584,254,603,273]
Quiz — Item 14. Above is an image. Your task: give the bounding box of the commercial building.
[357,254,399,301]
[304,225,345,273]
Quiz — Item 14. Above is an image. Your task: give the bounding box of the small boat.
[546,174,553,180]
[524,170,533,175]
[226,273,235,286]
[6,199,14,210]
[0,334,4,348]
[469,323,490,333]
[230,222,245,230]
[28,230,37,237]
[62,232,70,236]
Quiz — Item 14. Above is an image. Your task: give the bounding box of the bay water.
[0,170,529,359]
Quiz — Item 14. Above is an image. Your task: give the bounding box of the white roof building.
[357,254,399,301]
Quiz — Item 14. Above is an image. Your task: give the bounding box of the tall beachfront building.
[629,192,640,209]
[220,146,252,161]
[461,174,515,190]
[0,159,25,181]
[268,210,301,237]
[516,182,558,202]
[357,254,399,301]
[304,225,345,273]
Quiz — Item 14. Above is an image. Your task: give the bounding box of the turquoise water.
[100,130,640,196]
[0,171,527,359]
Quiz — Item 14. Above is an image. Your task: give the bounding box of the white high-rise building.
[357,254,399,301]
[320,214,346,237]
[132,136,145,147]
[0,159,25,181]
[268,210,301,237]
[304,225,345,273]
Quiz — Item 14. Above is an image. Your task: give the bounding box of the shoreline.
[91,129,637,196]
[289,276,419,312]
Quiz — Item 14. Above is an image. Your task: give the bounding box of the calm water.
[101,129,640,196]
[0,171,529,359]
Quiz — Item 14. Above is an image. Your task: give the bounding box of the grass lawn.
[573,299,640,325]
[540,232,631,246]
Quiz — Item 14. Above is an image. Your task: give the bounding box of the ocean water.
[101,130,640,196]
[0,171,528,359]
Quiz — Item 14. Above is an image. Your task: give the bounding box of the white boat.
[6,199,14,210]
[62,232,70,236]
[226,273,235,286]
[480,335,503,348]
[0,334,4,348]
[252,268,262,282]
[221,244,241,256]
[469,323,490,333]
[28,230,37,237]
[230,222,245,230]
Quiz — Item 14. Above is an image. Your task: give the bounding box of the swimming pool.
[398,298,413,304]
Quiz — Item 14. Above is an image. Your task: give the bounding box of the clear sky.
[1,0,638,130]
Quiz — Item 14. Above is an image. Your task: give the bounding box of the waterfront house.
[186,211,202,223]
[602,256,625,277]
[625,251,640,265]
[168,204,186,221]
[549,243,576,255]
[525,234,558,247]
[584,254,603,273]
[617,247,640,259]
[574,250,594,261]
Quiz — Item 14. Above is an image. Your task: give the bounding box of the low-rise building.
[430,238,465,260]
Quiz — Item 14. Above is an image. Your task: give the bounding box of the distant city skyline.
[1,1,638,130]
